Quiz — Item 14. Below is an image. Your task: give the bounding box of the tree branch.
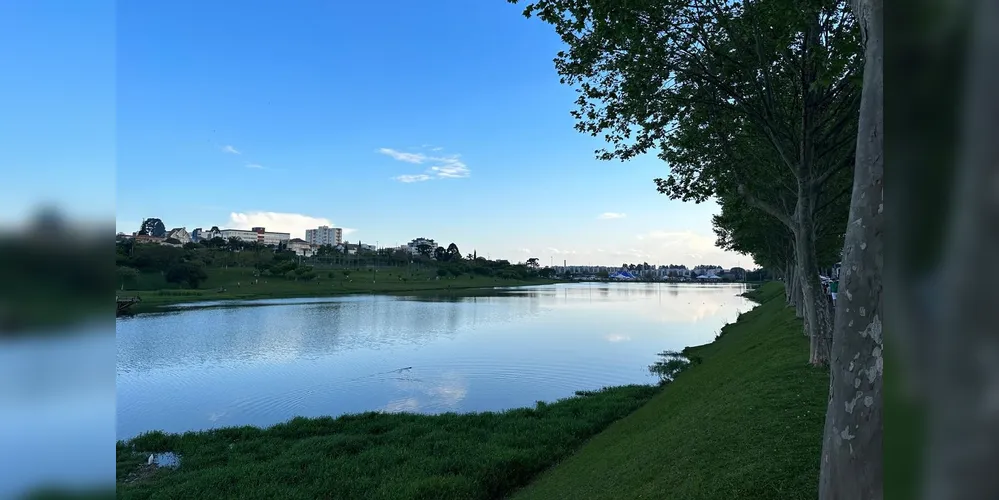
[738,184,796,229]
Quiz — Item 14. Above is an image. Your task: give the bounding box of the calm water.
[116,283,753,439]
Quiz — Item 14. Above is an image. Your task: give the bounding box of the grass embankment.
[116,386,658,499]
[513,282,829,499]
[120,267,557,313]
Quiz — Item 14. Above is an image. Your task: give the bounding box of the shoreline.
[119,277,561,314]
[113,283,814,500]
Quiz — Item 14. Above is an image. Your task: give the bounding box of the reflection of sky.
[116,283,753,439]
[2,326,115,498]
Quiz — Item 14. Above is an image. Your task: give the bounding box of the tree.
[417,243,434,258]
[165,262,208,289]
[137,218,166,238]
[818,0,882,496]
[434,246,448,261]
[526,257,540,269]
[512,0,860,365]
[446,243,462,260]
[116,266,140,290]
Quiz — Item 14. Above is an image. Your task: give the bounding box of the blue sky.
[4,1,752,268]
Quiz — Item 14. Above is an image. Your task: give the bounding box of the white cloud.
[378,148,426,164]
[393,174,432,183]
[227,211,355,239]
[605,334,631,343]
[380,147,471,181]
[519,248,532,253]
[546,247,577,255]
[222,145,241,155]
[245,163,265,169]
[598,212,627,220]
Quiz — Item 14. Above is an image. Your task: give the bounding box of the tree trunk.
[788,263,805,318]
[795,221,832,365]
[784,263,794,304]
[818,0,883,495]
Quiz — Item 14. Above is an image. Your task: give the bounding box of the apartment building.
[305,225,343,247]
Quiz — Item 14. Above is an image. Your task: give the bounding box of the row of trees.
[514,0,882,496]
[116,237,545,289]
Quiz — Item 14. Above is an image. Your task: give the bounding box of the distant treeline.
[115,239,555,290]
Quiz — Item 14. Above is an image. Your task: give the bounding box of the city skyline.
[104,1,754,269]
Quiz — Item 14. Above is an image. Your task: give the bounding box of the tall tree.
[818,0,882,495]
[138,218,166,238]
[446,243,462,260]
[512,0,860,364]
[434,246,448,261]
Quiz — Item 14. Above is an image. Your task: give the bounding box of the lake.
[116,283,753,439]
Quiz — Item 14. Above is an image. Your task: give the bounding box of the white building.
[165,227,192,244]
[288,238,315,257]
[305,225,343,247]
[693,265,724,277]
[406,237,437,255]
[220,227,290,246]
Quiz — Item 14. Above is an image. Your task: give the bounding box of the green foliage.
[164,262,207,289]
[117,266,140,290]
[116,385,659,499]
[138,218,165,238]
[514,0,859,286]
[647,350,693,385]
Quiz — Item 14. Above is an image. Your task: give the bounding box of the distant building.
[220,227,290,246]
[693,265,724,277]
[288,238,315,257]
[204,226,223,241]
[305,225,343,247]
[132,234,164,244]
[190,227,203,243]
[165,227,192,244]
[406,237,437,255]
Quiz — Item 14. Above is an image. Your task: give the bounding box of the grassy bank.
[119,267,557,312]
[116,385,658,499]
[512,282,828,499]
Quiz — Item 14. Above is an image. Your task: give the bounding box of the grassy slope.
[116,386,659,500]
[513,282,829,499]
[121,267,556,312]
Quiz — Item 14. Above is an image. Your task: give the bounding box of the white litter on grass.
[147,452,180,468]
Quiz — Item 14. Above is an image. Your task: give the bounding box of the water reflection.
[117,283,752,439]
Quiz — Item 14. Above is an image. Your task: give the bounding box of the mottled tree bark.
[818,0,883,496]
[796,219,833,364]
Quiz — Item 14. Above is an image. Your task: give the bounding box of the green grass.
[115,385,659,500]
[511,282,829,499]
[119,267,557,312]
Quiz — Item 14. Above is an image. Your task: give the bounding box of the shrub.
[648,350,693,385]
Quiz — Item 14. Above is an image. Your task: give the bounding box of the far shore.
[119,276,560,314]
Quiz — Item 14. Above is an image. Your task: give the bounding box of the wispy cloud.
[605,334,631,343]
[393,174,432,183]
[547,247,577,255]
[379,147,471,182]
[598,212,627,220]
[379,148,426,164]
[222,145,241,155]
[245,163,265,169]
